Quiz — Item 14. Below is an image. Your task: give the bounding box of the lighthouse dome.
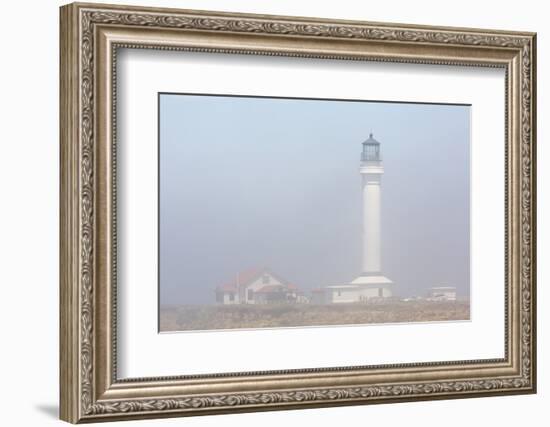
[361,133,381,161]
[362,133,380,145]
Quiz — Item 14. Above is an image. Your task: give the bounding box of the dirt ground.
[159,300,470,332]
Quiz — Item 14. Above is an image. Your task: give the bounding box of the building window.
[262,274,270,284]
[229,293,234,302]
[337,291,341,297]
[378,288,383,297]
[248,289,254,301]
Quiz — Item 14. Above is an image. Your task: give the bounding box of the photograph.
[57,3,536,422]
[158,93,471,332]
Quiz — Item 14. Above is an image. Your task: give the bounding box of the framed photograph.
[60,2,537,423]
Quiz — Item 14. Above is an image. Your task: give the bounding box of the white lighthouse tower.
[326,133,393,303]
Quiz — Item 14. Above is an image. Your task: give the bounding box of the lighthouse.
[360,133,385,275]
[325,133,393,303]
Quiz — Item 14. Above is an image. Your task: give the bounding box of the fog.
[159,94,470,305]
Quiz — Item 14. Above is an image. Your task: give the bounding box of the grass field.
[159,300,470,332]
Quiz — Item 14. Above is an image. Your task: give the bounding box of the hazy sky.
[159,94,470,305]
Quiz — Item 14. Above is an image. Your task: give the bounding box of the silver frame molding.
[60,2,537,423]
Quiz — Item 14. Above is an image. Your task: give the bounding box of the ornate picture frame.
[60,2,536,423]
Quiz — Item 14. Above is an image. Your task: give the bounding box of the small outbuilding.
[428,286,457,301]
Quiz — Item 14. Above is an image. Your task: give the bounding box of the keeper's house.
[215,267,301,305]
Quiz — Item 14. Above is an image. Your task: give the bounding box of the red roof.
[216,267,264,292]
[216,267,299,293]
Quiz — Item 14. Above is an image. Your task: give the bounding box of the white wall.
[0,0,546,426]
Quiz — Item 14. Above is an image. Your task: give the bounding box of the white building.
[428,286,457,301]
[323,133,394,303]
[215,267,301,305]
